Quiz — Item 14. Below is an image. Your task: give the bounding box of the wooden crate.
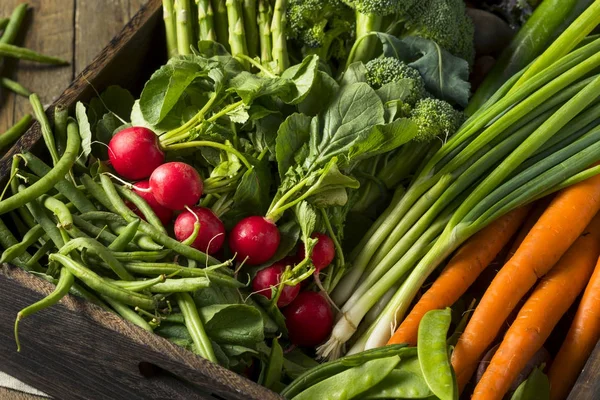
[0,1,597,399]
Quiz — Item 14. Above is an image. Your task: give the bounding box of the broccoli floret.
[286,0,355,63]
[365,57,426,106]
[396,0,475,65]
[342,0,417,16]
[410,98,463,142]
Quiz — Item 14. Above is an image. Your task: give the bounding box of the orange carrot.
[547,255,600,400]
[503,197,552,263]
[472,213,600,400]
[451,173,600,393]
[387,206,530,346]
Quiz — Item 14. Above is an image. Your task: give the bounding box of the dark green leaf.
[294,201,317,245]
[374,32,411,61]
[510,367,550,400]
[280,54,319,104]
[200,304,265,346]
[250,113,284,155]
[230,72,294,104]
[263,338,284,390]
[298,71,339,116]
[276,113,312,179]
[89,85,135,121]
[305,83,385,169]
[232,156,272,216]
[254,295,288,335]
[348,118,420,164]
[140,56,209,124]
[339,62,368,86]
[403,36,470,108]
[193,285,241,308]
[94,112,124,159]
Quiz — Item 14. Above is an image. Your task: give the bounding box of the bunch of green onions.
[319,0,600,360]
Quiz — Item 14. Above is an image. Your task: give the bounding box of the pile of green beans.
[0,98,241,363]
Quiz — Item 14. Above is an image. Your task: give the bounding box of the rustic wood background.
[0,0,147,134]
[0,2,147,398]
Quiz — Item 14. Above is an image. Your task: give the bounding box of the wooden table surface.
[0,2,147,398]
[0,0,147,133]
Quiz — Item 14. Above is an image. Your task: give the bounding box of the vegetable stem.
[242,0,259,58]
[270,0,288,74]
[226,0,249,62]
[257,0,273,63]
[196,0,216,41]
[162,0,179,57]
[211,0,230,50]
[174,0,194,55]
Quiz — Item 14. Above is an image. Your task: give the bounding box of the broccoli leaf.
[403,36,471,108]
[276,113,312,179]
[305,82,385,169]
[339,62,368,86]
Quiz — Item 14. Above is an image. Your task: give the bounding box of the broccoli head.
[410,98,464,142]
[365,57,426,105]
[286,0,355,63]
[397,0,475,65]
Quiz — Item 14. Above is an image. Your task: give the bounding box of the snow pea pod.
[49,253,155,309]
[418,308,457,400]
[0,121,80,216]
[291,355,401,400]
[281,344,409,399]
[362,355,433,399]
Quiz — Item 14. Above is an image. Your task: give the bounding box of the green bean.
[34,271,112,312]
[163,313,185,323]
[133,233,164,251]
[81,174,117,212]
[0,217,39,271]
[59,237,133,281]
[72,215,134,249]
[41,195,73,229]
[10,156,36,228]
[0,114,31,151]
[281,344,411,399]
[29,94,60,166]
[22,153,96,213]
[8,211,30,237]
[361,354,432,399]
[108,274,166,292]
[0,225,44,264]
[0,3,27,46]
[176,292,217,363]
[14,267,74,351]
[148,277,211,293]
[49,253,155,309]
[292,355,401,400]
[0,42,69,65]
[109,219,140,251]
[102,295,154,332]
[0,121,80,216]
[23,191,64,248]
[115,185,167,234]
[98,175,220,265]
[25,241,53,271]
[79,211,126,224]
[122,262,242,287]
[0,18,9,33]
[53,105,68,156]
[0,77,30,97]
[111,249,171,262]
[417,308,456,400]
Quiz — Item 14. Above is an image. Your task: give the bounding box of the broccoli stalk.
[271,0,290,74]
[243,0,260,57]
[226,0,249,60]
[211,0,230,51]
[258,0,273,63]
[196,0,216,41]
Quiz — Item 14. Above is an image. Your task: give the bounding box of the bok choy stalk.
[319,14,600,358]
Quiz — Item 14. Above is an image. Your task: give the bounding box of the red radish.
[108,127,164,180]
[174,207,225,254]
[128,180,173,225]
[229,216,280,265]
[149,162,203,210]
[252,259,300,307]
[283,292,333,347]
[297,233,335,272]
